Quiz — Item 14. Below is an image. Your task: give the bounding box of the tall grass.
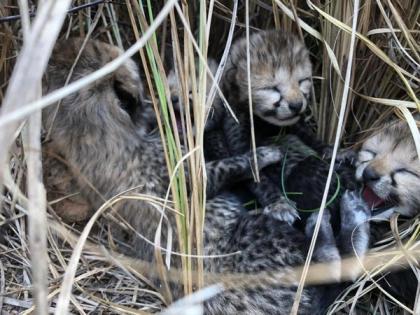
[0,0,418,314]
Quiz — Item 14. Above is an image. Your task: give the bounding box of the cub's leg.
[204,128,230,161]
[305,209,341,281]
[204,193,245,254]
[222,110,299,224]
[338,190,370,258]
[205,146,282,198]
[304,191,371,280]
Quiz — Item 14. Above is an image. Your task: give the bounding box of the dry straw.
[0,0,419,314]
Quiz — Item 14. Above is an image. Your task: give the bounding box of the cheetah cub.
[356,117,420,218]
[224,30,311,126]
[167,58,232,163]
[43,38,372,314]
[220,30,313,223]
[42,37,283,273]
[167,58,224,133]
[355,117,420,308]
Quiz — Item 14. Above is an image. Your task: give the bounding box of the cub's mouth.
[362,185,397,211]
[172,106,184,131]
[171,105,198,135]
[257,112,301,127]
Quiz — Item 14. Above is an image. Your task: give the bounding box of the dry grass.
[0,0,419,314]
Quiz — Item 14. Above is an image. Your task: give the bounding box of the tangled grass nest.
[0,0,419,314]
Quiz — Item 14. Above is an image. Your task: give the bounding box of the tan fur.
[223,30,312,126]
[43,149,91,222]
[356,118,420,216]
[42,38,148,223]
[43,38,168,261]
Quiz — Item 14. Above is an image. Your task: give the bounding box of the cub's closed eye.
[361,149,376,157]
[298,78,311,84]
[262,87,280,93]
[394,168,420,178]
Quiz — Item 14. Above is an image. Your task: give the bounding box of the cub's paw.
[263,198,299,224]
[338,148,357,162]
[305,209,341,280]
[254,146,283,169]
[339,190,371,274]
[305,209,337,256]
[305,209,333,238]
[340,190,371,229]
[322,147,357,166]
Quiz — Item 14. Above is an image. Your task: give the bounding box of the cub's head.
[224,30,312,126]
[43,38,149,144]
[167,58,219,104]
[356,119,420,217]
[167,58,222,132]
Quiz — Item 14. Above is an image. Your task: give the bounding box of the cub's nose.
[288,101,303,114]
[171,96,179,105]
[362,166,380,182]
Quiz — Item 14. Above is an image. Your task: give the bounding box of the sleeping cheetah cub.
[224,30,311,126]
[43,38,370,314]
[221,30,313,223]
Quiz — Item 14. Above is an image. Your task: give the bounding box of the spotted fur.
[165,44,368,312]
[218,30,313,224]
[43,38,370,314]
[204,190,371,315]
[43,37,285,253]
